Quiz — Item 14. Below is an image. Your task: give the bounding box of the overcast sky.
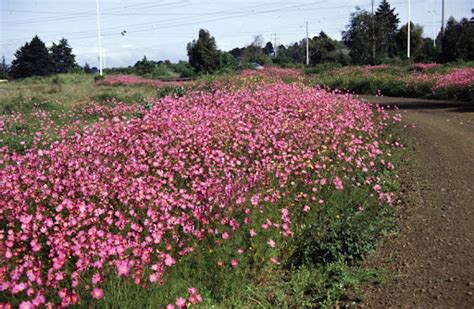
[1,0,472,67]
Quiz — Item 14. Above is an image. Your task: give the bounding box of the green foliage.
[9,36,55,79]
[439,17,474,62]
[172,61,196,78]
[50,38,77,73]
[395,22,425,59]
[304,62,342,75]
[309,32,347,65]
[342,8,376,64]
[375,0,400,58]
[155,85,186,98]
[263,41,274,56]
[240,36,273,65]
[187,29,222,73]
[133,56,156,75]
[83,63,92,74]
[0,56,8,79]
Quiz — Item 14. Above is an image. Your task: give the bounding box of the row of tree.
[3,36,77,79]
[185,1,472,73]
[342,2,473,64]
[2,0,473,79]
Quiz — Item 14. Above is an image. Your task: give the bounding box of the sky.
[1,0,472,68]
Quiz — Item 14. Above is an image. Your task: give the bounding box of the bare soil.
[353,96,474,308]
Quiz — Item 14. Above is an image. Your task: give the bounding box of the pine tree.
[0,56,8,79]
[83,63,92,74]
[9,36,55,79]
[375,0,400,57]
[50,38,77,73]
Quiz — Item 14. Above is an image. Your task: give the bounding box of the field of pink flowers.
[307,64,474,101]
[0,78,402,307]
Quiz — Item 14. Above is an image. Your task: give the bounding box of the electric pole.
[428,10,436,48]
[372,0,376,63]
[407,0,411,58]
[306,21,309,66]
[272,33,278,57]
[96,0,103,76]
[441,0,445,36]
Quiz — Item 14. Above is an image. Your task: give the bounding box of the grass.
[0,73,162,114]
[0,73,185,153]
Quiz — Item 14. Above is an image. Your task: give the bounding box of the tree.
[0,56,8,79]
[9,36,55,79]
[439,17,474,62]
[375,0,400,57]
[395,22,424,59]
[134,56,156,75]
[229,47,244,59]
[263,41,274,56]
[83,63,92,74]
[417,38,436,62]
[309,31,339,64]
[342,8,376,64]
[273,45,291,65]
[287,42,305,64]
[187,29,221,73]
[220,52,238,69]
[50,38,76,73]
[241,36,271,65]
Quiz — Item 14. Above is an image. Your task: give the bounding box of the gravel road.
[357,96,474,308]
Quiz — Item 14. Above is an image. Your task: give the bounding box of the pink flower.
[116,260,130,276]
[188,287,197,295]
[166,304,175,309]
[270,257,280,265]
[188,293,202,304]
[176,297,186,308]
[267,239,276,248]
[32,294,45,306]
[91,288,104,300]
[302,205,310,213]
[249,229,257,237]
[164,254,176,267]
[250,194,260,206]
[19,301,33,309]
[230,259,239,267]
[92,273,102,284]
[222,232,230,240]
[333,176,343,190]
[12,283,27,294]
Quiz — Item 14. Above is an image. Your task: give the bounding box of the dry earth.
[351,96,474,309]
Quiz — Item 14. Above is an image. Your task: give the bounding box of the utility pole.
[441,0,445,35]
[428,10,436,48]
[372,0,376,63]
[407,0,411,58]
[96,0,103,76]
[272,33,278,57]
[306,21,309,66]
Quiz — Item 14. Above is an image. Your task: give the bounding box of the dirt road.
[357,96,474,308]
